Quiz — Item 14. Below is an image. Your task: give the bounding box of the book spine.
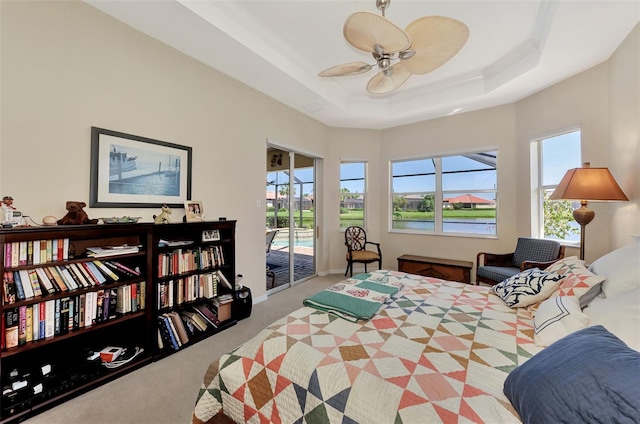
[11,242,19,267]
[52,239,58,262]
[12,271,26,300]
[94,260,119,281]
[25,305,33,342]
[18,270,35,298]
[4,243,11,268]
[63,238,69,260]
[3,271,16,304]
[27,241,33,266]
[39,302,46,339]
[54,298,61,335]
[27,269,43,297]
[44,300,55,338]
[18,241,27,266]
[18,305,27,345]
[32,303,39,341]
[33,240,40,265]
[46,240,53,263]
[4,308,19,349]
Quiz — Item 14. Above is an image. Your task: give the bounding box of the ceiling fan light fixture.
[319,0,469,95]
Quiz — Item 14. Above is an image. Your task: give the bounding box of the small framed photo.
[185,200,204,222]
[202,229,220,242]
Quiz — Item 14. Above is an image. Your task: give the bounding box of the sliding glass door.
[266,148,316,292]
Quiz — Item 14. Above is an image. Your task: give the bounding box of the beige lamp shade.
[549,163,628,202]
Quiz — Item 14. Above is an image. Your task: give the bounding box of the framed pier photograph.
[90,127,192,208]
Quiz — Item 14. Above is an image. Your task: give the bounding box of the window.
[340,162,366,229]
[391,151,497,236]
[536,130,581,242]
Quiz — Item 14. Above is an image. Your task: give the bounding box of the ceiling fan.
[318,0,470,94]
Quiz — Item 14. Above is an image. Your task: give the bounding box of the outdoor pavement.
[266,246,314,289]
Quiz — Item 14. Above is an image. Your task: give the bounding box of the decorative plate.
[100,216,142,224]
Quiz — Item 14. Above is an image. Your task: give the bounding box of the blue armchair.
[476,237,565,285]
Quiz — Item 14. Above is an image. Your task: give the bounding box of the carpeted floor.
[21,273,345,424]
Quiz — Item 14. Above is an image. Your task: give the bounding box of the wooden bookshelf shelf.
[0,221,238,423]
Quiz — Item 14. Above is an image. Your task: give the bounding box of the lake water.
[393,219,496,235]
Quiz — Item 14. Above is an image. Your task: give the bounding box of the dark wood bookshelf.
[0,221,238,423]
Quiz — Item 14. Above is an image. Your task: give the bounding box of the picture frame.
[90,127,192,208]
[202,229,220,242]
[185,200,204,222]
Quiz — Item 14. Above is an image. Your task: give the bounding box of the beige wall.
[0,0,328,299]
[608,24,640,247]
[1,2,637,295]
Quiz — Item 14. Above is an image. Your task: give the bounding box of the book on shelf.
[12,271,25,300]
[34,267,56,294]
[25,305,33,343]
[27,270,43,297]
[166,311,189,345]
[94,260,120,282]
[86,245,140,258]
[48,267,68,292]
[85,262,107,285]
[4,308,19,349]
[3,272,16,304]
[32,303,39,341]
[157,315,180,350]
[216,270,233,290]
[157,239,193,248]
[44,299,55,338]
[18,270,35,299]
[192,302,220,328]
[180,310,208,332]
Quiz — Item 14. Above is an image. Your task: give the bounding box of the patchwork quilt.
[193,270,542,424]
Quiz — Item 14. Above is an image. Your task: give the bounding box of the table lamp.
[549,162,628,260]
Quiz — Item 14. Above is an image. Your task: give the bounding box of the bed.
[193,244,640,424]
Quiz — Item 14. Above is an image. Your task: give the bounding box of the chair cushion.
[348,251,380,261]
[477,265,521,283]
[512,238,561,267]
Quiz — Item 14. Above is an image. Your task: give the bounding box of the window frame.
[389,149,498,238]
[533,127,582,245]
[339,160,367,231]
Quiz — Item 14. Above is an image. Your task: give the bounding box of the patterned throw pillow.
[493,268,565,308]
[545,256,605,301]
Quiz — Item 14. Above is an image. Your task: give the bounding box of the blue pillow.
[504,325,640,424]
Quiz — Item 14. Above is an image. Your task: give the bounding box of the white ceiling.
[85,0,639,130]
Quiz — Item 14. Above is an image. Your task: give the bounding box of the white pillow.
[492,268,565,308]
[534,296,589,347]
[589,243,640,298]
[584,287,640,351]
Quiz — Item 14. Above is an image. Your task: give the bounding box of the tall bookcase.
[152,220,237,357]
[0,221,237,423]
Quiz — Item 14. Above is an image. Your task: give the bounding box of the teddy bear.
[153,203,172,224]
[57,201,99,225]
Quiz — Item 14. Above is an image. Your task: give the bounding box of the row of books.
[3,238,70,268]
[2,283,145,350]
[157,246,226,278]
[157,272,219,309]
[2,260,141,304]
[157,301,226,351]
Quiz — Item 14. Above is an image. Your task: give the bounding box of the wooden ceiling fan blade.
[343,11,410,54]
[402,16,469,75]
[318,62,373,77]
[366,64,411,94]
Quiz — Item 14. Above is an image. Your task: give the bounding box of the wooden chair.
[476,237,565,285]
[344,226,382,277]
[266,229,279,288]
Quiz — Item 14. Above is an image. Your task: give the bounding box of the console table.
[397,254,473,284]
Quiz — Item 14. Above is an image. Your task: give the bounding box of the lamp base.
[573,201,594,261]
